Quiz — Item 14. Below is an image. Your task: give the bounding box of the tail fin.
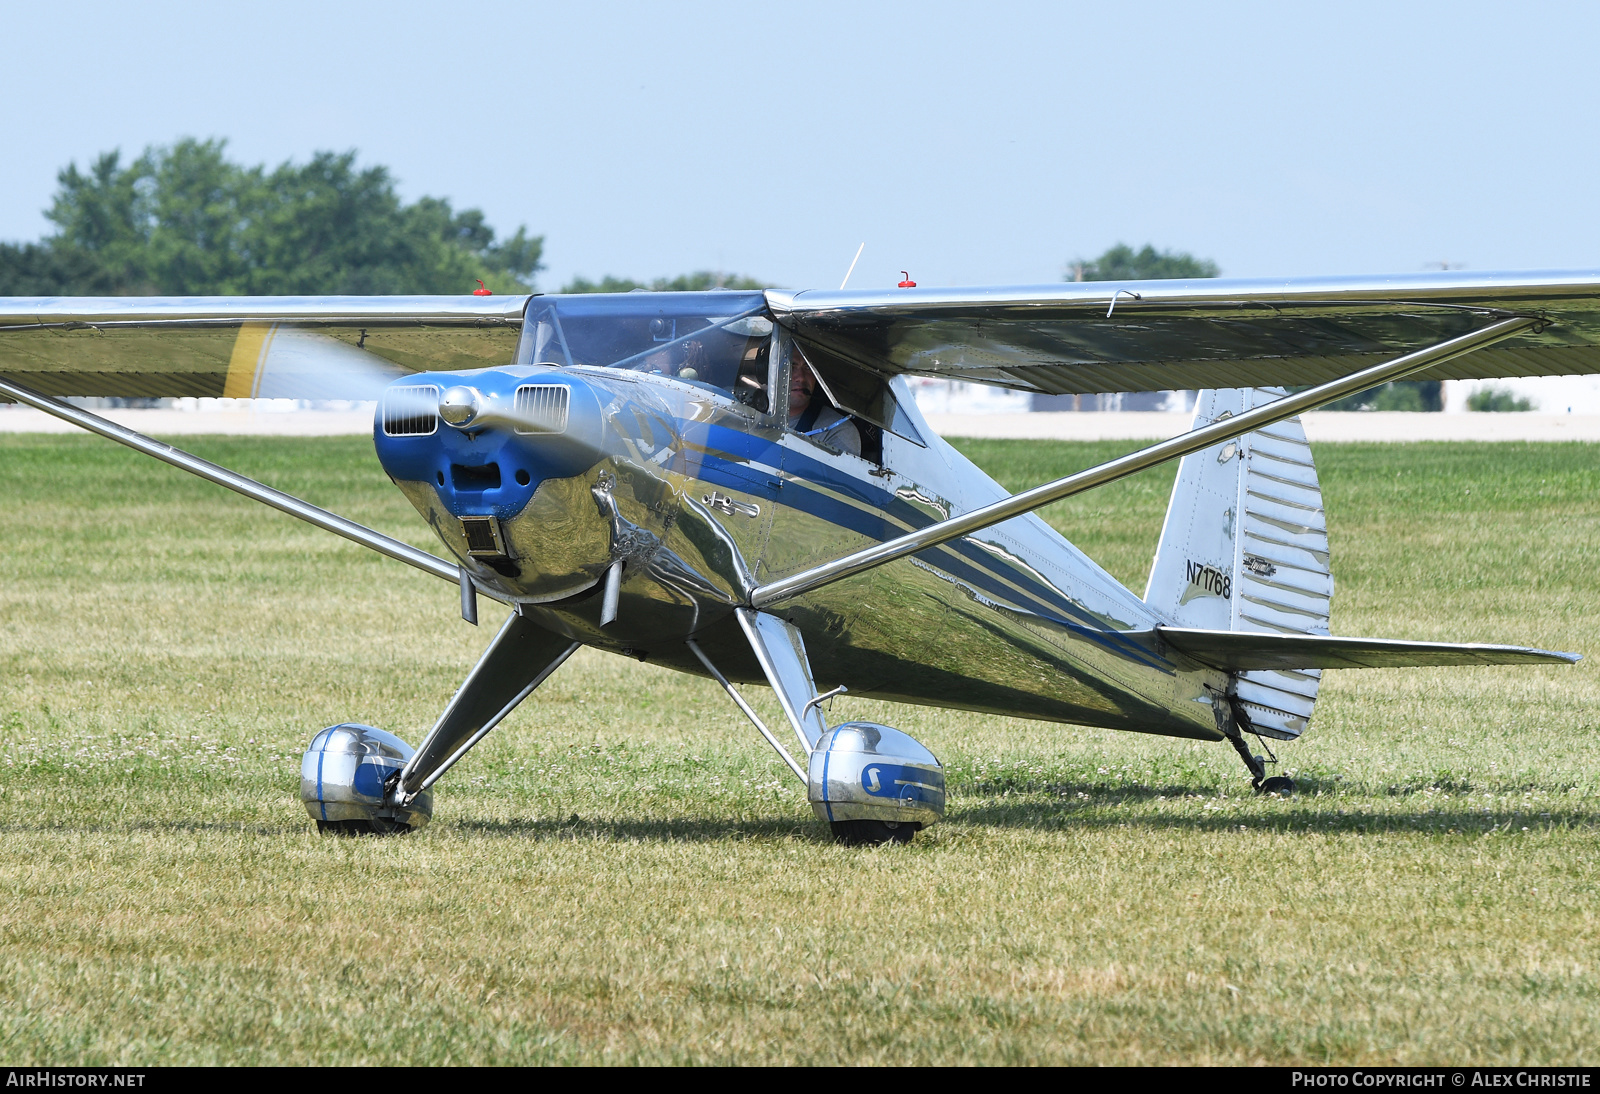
[1144,388,1333,739]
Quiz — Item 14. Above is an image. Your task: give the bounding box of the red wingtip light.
[472,279,492,296]
[898,271,916,288]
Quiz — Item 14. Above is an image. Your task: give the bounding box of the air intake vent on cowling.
[513,384,569,435]
[460,516,507,557]
[382,385,441,436]
[451,463,502,491]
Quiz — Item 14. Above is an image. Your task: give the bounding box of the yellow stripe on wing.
[223,322,278,399]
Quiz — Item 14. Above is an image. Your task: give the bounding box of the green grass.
[0,434,1595,1064]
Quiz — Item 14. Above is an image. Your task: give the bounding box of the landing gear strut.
[1219,698,1296,796]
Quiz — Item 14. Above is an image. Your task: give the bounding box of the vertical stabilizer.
[1144,388,1333,738]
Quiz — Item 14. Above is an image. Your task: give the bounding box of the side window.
[780,341,883,464]
[734,338,771,413]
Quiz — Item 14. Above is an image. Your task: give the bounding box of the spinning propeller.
[233,325,565,436]
[223,325,411,402]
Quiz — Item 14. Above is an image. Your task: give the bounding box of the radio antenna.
[838,242,865,290]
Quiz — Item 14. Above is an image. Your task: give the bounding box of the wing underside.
[0,296,530,400]
[767,271,1600,394]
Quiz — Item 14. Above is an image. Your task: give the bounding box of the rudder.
[1144,388,1334,739]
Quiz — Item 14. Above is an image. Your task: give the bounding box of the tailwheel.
[830,819,918,846]
[1221,703,1291,795]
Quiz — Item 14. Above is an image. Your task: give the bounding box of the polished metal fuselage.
[378,359,1230,744]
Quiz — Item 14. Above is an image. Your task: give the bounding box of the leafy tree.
[1467,386,1533,412]
[0,241,113,295]
[1,139,542,295]
[1069,243,1218,282]
[562,270,768,293]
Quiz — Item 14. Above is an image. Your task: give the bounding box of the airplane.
[0,271,1589,844]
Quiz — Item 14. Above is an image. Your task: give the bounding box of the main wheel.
[1257,775,1296,796]
[830,819,917,846]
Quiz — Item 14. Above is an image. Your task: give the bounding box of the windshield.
[518,291,773,411]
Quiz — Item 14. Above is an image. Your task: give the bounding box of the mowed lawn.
[0,433,1595,1065]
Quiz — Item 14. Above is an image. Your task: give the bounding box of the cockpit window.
[518,291,772,411]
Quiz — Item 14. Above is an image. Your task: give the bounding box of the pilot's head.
[788,356,816,420]
[676,338,704,381]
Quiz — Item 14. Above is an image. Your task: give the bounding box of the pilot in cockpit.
[787,352,862,457]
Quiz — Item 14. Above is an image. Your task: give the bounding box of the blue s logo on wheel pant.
[861,763,940,805]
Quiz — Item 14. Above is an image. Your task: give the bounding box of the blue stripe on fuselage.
[687,422,1168,673]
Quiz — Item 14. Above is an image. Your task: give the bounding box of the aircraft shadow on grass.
[1,795,1584,840]
[431,788,1593,841]
[953,796,1593,836]
[0,820,309,837]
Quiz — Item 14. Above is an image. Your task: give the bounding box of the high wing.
[1155,628,1579,672]
[10,272,1600,401]
[765,270,1600,394]
[0,295,531,400]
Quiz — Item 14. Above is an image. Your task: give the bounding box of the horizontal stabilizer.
[1157,627,1580,671]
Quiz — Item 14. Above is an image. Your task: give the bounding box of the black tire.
[315,818,410,836]
[830,819,917,846]
[1257,775,1296,796]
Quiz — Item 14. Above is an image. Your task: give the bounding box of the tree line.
[0,140,769,299]
[0,140,543,297]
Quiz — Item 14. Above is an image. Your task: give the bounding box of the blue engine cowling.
[807,722,945,829]
[301,724,432,833]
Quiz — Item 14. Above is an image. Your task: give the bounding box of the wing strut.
[0,375,496,599]
[749,315,1539,608]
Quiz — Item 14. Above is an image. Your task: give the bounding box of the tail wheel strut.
[1220,698,1296,796]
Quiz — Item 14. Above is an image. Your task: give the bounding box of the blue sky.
[5,1,1599,293]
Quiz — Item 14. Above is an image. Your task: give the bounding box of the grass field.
[0,433,1595,1065]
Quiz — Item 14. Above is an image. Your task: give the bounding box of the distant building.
[904,377,1032,415]
[907,378,1196,414]
[1029,390,1194,413]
